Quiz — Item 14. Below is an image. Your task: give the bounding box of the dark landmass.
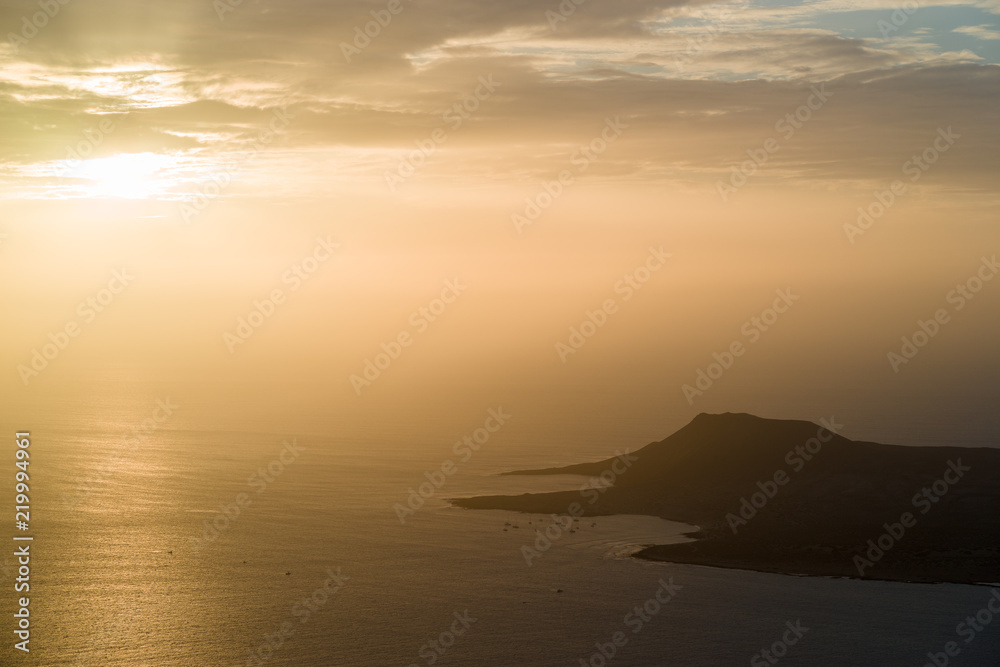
[453,413,1000,585]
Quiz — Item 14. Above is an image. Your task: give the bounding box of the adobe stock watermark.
[886,254,997,372]
[406,611,477,667]
[394,407,512,524]
[844,126,960,243]
[682,288,800,404]
[17,268,134,386]
[579,578,682,667]
[179,107,292,223]
[63,398,178,511]
[513,116,628,233]
[876,0,920,39]
[546,0,589,30]
[245,567,349,667]
[340,0,415,62]
[214,0,239,21]
[716,84,833,202]
[224,236,340,353]
[7,0,72,53]
[214,0,254,22]
[922,589,1000,667]
[350,278,467,394]
[852,459,970,577]
[57,113,130,177]
[385,75,501,192]
[726,418,843,534]
[555,246,671,363]
[750,620,810,666]
[189,438,306,553]
[521,450,638,566]
[673,1,751,71]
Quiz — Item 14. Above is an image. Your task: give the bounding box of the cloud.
[0,0,996,199]
[953,24,1000,39]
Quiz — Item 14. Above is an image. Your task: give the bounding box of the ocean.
[7,384,1000,666]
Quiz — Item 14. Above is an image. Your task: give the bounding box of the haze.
[1,0,998,450]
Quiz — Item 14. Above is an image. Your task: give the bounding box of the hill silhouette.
[453,413,1000,584]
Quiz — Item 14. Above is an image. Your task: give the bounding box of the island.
[452,412,1000,585]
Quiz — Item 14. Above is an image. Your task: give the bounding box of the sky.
[1,0,998,449]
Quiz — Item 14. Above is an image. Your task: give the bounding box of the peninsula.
[452,413,1000,584]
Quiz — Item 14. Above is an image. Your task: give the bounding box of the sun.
[68,152,173,199]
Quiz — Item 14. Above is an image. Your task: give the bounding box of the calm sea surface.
[7,386,1000,666]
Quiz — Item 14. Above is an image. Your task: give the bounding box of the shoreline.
[632,549,998,588]
[451,497,998,587]
[631,542,1000,588]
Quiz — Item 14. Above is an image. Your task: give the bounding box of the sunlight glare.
[67,152,173,199]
